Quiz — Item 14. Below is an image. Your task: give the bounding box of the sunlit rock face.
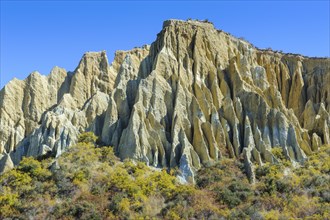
[0,20,329,182]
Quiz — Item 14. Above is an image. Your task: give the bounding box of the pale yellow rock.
[287,60,305,117]
[192,117,211,164]
[0,19,329,182]
[302,100,316,130]
[312,133,322,151]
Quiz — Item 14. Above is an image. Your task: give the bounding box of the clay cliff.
[0,19,329,182]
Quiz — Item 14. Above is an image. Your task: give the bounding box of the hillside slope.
[0,19,329,182]
[1,132,329,219]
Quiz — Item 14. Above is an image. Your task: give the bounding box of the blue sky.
[1,1,329,89]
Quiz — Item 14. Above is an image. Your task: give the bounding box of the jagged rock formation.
[0,20,329,182]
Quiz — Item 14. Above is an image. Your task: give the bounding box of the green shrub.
[1,134,329,219]
[0,169,33,193]
[78,132,98,144]
[17,157,51,181]
[216,180,253,208]
[196,166,224,188]
[271,147,286,161]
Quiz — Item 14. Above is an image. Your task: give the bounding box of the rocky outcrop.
[0,19,329,182]
[0,48,149,168]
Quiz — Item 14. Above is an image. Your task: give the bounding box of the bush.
[17,157,52,181]
[51,200,101,220]
[0,169,33,193]
[1,134,329,219]
[271,147,286,161]
[78,132,98,144]
[216,180,253,208]
[196,165,224,188]
[0,187,19,217]
[97,146,117,165]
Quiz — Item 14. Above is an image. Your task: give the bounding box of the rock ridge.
[0,19,329,182]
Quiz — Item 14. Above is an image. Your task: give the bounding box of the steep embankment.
[0,20,329,181]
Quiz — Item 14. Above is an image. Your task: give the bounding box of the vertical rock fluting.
[101,20,329,182]
[0,20,329,182]
[0,49,149,171]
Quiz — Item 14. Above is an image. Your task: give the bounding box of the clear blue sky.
[1,1,329,89]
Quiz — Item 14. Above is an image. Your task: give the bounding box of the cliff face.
[0,20,329,181]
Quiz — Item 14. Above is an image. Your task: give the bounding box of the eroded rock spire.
[0,20,329,182]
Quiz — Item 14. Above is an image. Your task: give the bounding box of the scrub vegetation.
[1,132,329,219]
